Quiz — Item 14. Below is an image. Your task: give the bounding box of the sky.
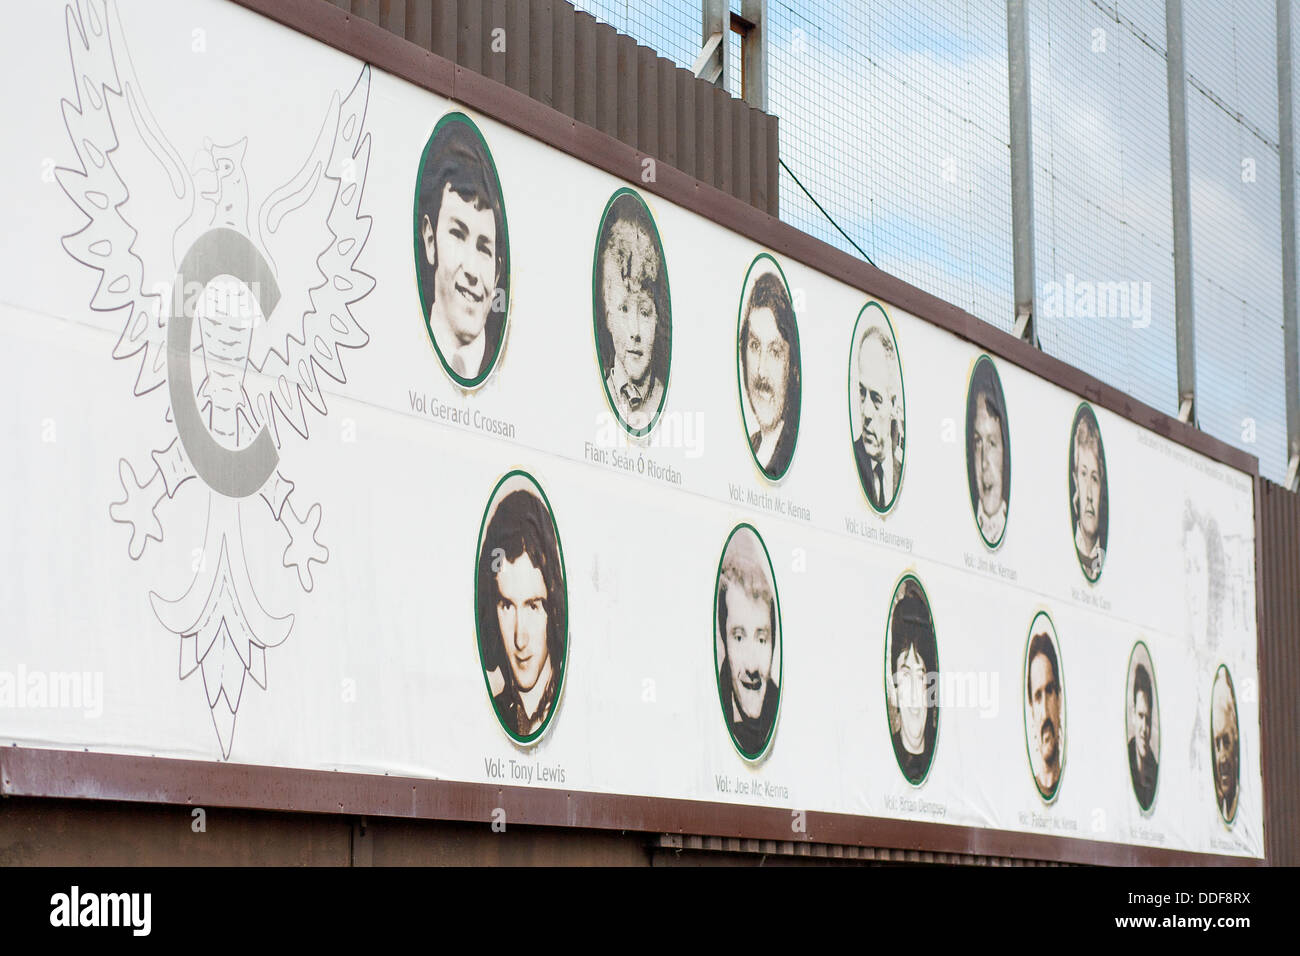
[572,0,1296,482]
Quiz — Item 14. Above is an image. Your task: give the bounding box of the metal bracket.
[1013,306,1037,347]
[691,31,724,85]
[1286,453,1299,491]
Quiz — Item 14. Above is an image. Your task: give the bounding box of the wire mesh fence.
[569,0,1296,482]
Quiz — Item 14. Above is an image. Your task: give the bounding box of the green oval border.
[1067,401,1108,585]
[472,468,569,747]
[412,111,512,391]
[1123,639,1161,815]
[1022,609,1066,804]
[965,353,1011,551]
[590,187,672,439]
[735,252,802,482]
[1210,663,1240,828]
[848,300,907,514]
[712,521,783,764]
[882,570,939,788]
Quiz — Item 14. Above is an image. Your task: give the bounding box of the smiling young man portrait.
[415,113,509,387]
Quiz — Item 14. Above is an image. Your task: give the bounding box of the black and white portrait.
[414,112,510,388]
[1125,642,1160,813]
[850,302,905,513]
[1210,665,1240,825]
[1023,612,1065,802]
[884,575,938,786]
[714,524,782,761]
[1069,403,1109,581]
[593,188,671,436]
[475,472,567,744]
[738,254,801,480]
[966,354,1011,548]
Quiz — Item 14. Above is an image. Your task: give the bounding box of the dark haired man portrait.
[741,271,801,479]
[594,191,671,433]
[1026,629,1063,798]
[886,581,938,784]
[716,530,780,759]
[853,323,904,511]
[1071,409,1107,579]
[1127,662,1158,811]
[476,486,566,739]
[966,359,1011,546]
[1210,667,1240,823]
[416,117,508,384]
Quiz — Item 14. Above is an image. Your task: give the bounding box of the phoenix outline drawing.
[58,0,374,757]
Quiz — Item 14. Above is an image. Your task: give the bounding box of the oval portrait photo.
[1069,403,1109,581]
[737,253,801,481]
[884,574,938,786]
[474,471,568,745]
[714,523,782,762]
[1125,641,1160,813]
[849,301,905,513]
[592,188,672,437]
[1210,664,1240,825]
[1023,611,1065,802]
[414,112,510,389]
[966,354,1012,549]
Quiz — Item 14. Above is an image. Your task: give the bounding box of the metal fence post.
[1278,0,1300,489]
[1166,0,1197,424]
[1007,0,1038,346]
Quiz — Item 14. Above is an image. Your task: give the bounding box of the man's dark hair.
[1026,631,1059,703]
[416,116,509,348]
[1132,662,1152,710]
[889,580,939,747]
[594,190,671,386]
[740,271,802,431]
[966,355,1012,515]
[476,488,566,696]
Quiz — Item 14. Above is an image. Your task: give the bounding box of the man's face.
[424,183,496,347]
[1075,443,1101,540]
[723,585,774,722]
[494,553,550,694]
[1134,688,1151,761]
[972,394,1004,519]
[857,336,894,463]
[1029,651,1061,773]
[603,270,656,388]
[894,643,928,754]
[1185,524,1209,643]
[745,307,790,432]
[1212,682,1238,805]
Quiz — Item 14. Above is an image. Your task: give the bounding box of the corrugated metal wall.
[1256,478,1300,866]
[326,0,779,216]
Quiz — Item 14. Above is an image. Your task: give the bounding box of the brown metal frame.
[0,747,1258,865]
[5,0,1266,866]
